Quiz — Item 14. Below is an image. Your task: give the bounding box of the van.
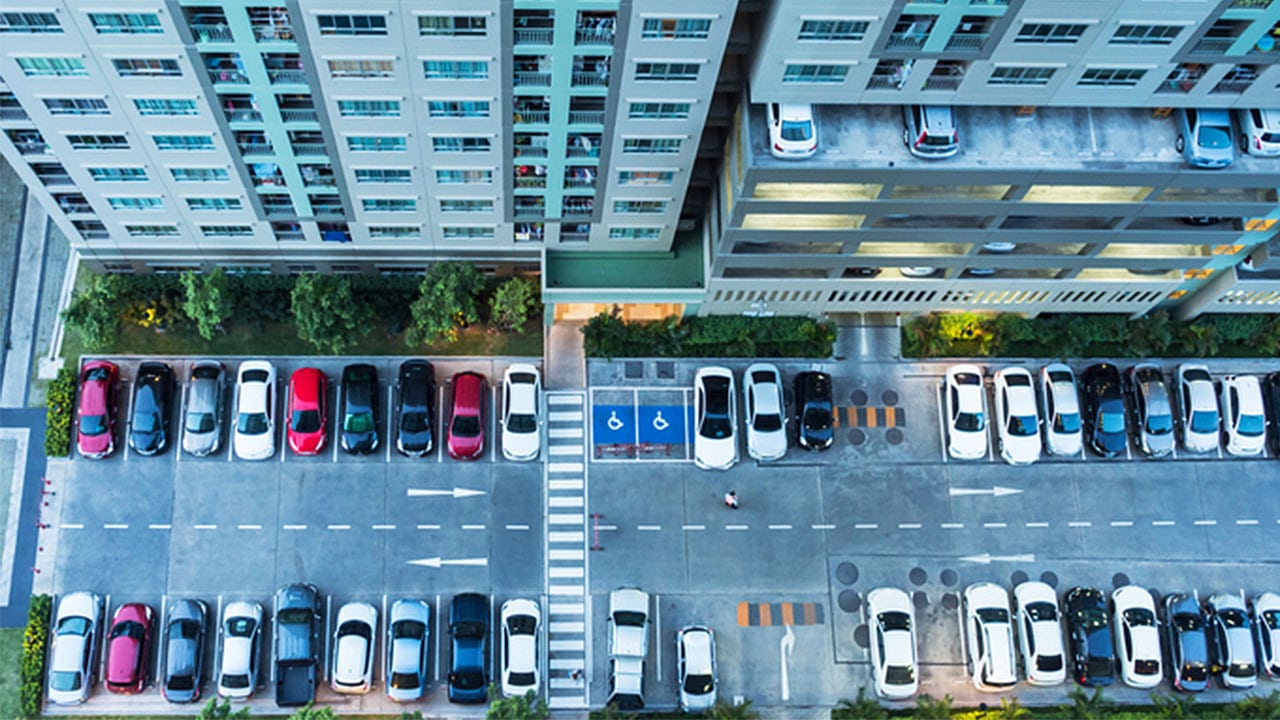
[903,105,960,159]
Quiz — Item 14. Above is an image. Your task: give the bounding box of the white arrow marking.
[948,485,1023,497]
[406,557,489,568]
[406,487,486,499]
[780,623,794,702]
[960,553,1036,564]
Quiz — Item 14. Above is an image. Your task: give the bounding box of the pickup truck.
[606,587,649,710]
[274,583,322,707]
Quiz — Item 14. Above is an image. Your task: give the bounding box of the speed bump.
[737,601,824,627]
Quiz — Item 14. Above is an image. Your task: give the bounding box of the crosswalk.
[543,391,589,709]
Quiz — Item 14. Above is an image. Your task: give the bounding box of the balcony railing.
[945,33,988,51]
[514,205,544,218]
[568,110,605,125]
[302,176,335,188]
[192,24,234,42]
[514,146,548,158]
[1230,0,1272,8]
[312,206,345,218]
[560,230,589,243]
[886,33,928,49]
[515,177,546,189]
[237,143,274,156]
[59,202,93,214]
[563,207,593,219]
[575,28,614,45]
[291,143,326,156]
[252,25,295,42]
[252,175,285,187]
[225,109,262,123]
[15,142,48,155]
[1212,78,1255,93]
[268,69,307,85]
[38,174,74,186]
[514,110,549,124]
[571,72,609,87]
[274,230,305,241]
[263,204,294,217]
[866,75,903,90]
[924,75,963,91]
[566,146,599,159]
[513,72,552,87]
[280,109,317,123]
[564,178,595,189]
[514,28,553,44]
[208,70,249,84]
[1191,38,1235,54]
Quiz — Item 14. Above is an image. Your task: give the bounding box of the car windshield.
[1174,613,1203,632]
[780,119,812,141]
[683,673,713,695]
[977,608,1009,624]
[133,411,160,433]
[1229,661,1256,678]
[1009,414,1037,437]
[1037,655,1064,672]
[1197,125,1230,149]
[507,413,536,434]
[507,615,536,635]
[1219,609,1248,628]
[58,617,90,636]
[291,409,321,433]
[237,412,268,435]
[613,611,646,627]
[1146,413,1173,435]
[878,611,911,632]
[186,412,215,433]
[1135,659,1159,675]
[168,673,195,691]
[221,673,249,689]
[86,367,112,382]
[1087,657,1113,676]
[400,411,429,433]
[278,608,313,625]
[339,620,371,641]
[394,620,425,640]
[1123,608,1156,626]
[1079,607,1107,630]
[452,414,480,437]
[802,405,831,431]
[344,411,374,434]
[226,618,256,637]
[754,413,782,432]
[885,665,915,685]
[1054,412,1081,434]
[1238,414,1265,437]
[452,669,484,689]
[1100,411,1125,434]
[391,671,421,690]
[1190,410,1219,434]
[170,619,199,641]
[1026,602,1057,622]
[700,412,732,439]
[49,670,82,692]
[1183,663,1208,683]
[79,414,107,436]
[956,411,984,432]
[510,671,536,687]
[1263,610,1280,630]
[111,620,145,640]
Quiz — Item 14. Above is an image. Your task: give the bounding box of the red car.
[77,360,119,459]
[447,371,487,460]
[287,367,328,455]
[105,603,153,694]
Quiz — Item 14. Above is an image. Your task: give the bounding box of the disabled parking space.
[590,387,694,461]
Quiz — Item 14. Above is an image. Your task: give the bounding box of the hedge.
[581,312,836,359]
[20,594,51,718]
[43,367,75,458]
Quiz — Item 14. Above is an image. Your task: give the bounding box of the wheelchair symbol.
[652,411,669,431]
[607,411,624,431]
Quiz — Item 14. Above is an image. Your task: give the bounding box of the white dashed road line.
[682,524,706,531]
[1152,520,1176,527]
[1025,522,1049,528]
[1194,519,1217,526]
[327,524,351,530]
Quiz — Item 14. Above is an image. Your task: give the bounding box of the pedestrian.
[723,490,739,509]
[571,668,583,681]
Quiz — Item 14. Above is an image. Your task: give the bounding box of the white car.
[233,361,276,460]
[47,591,103,705]
[1252,592,1280,679]
[900,267,938,278]
[1013,582,1066,686]
[386,599,430,702]
[500,598,540,698]
[766,102,817,159]
[676,625,717,712]
[501,364,542,461]
[217,601,263,699]
[694,367,738,470]
[1220,375,1266,456]
[961,583,1017,691]
[866,587,918,699]
[1039,364,1083,456]
[331,602,377,694]
[1176,364,1220,453]
[1112,586,1162,689]
[945,365,988,460]
[994,367,1041,465]
[743,363,787,461]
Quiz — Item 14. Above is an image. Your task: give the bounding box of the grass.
[0,628,20,720]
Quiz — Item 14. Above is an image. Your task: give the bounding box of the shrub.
[181,268,234,340]
[581,312,835,359]
[62,273,123,350]
[43,367,76,458]
[290,273,370,354]
[489,276,542,332]
[20,594,52,718]
[407,262,486,345]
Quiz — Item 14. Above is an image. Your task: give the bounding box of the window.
[43,98,109,116]
[0,12,62,33]
[67,134,128,149]
[613,200,667,214]
[610,226,662,240]
[641,17,712,39]
[88,167,147,182]
[108,196,164,211]
[154,135,215,150]
[1015,23,1087,44]
[1078,67,1147,87]
[423,60,488,79]
[16,57,87,77]
[442,226,494,239]
[346,136,406,152]
[798,19,869,41]
[362,198,416,212]
[113,58,181,77]
[354,168,412,184]
[1111,24,1183,45]
[618,170,675,186]
[432,137,491,153]
[440,198,493,213]
[623,138,683,154]
[88,12,161,34]
[133,98,199,116]
[634,62,699,81]
[368,225,420,239]
[186,197,242,211]
[336,99,401,118]
[989,66,1057,86]
[327,59,394,79]
[316,14,387,36]
[628,102,691,119]
[200,225,254,237]
[427,100,490,117]
[436,169,493,184]
[170,167,229,182]
[784,64,849,83]
[418,15,486,36]
[125,224,178,236]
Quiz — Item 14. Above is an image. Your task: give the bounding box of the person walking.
[723,490,739,509]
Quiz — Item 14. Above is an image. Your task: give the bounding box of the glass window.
[88,167,147,182]
[422,60,488,79]
[328,59,394,79]
[1078,67,1147,87]
[753,183,885,201]
[436,169,493,184]
[133,98,199,116]
[418,15,486,36]
[336,99,401,117]
[628,102,691,119]
[798,19,869,41]
[1023,185,1153,202]
[1015,23,1087,44]
[153,135,215,150]
[609,227,662,240]
[43,98,109,116]
[199,225,254,236]
[989,66,1057,86]
[125,224,178,236]
[641,17,712,39]
[170,167,229,182]
[0,12,62,33]
[185,197,242,211]
[362,198,417,212]
[432,137,491,153]
[368,226,420,238]
[316,14,387,35]
[783,64,850,84]
[442,225,494,239]
[622,138,682,154]
[613,200,667,214]
[113,58,181,77]
[16,57,86,77]
[66,134,128,149]
[426,100,490,117]
[1111,24,1183,45]
[634,62,699,81]
[346,136,406,152]
[354,168,412,183]
[440,198,493,213]
[108,196,164,210]
[618,170,675,186]
[88,12,161,34]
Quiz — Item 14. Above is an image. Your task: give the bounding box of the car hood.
[503,427,539,459]
[131,426,164,453]
[79,428,112,456]
[750,427,788,458]
[398,427,432,454]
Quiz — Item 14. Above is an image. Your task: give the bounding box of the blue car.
[1165,593,1209,693]
[1082,364,1127,458]
[448,593,489,703]
[1066,587,1114,686]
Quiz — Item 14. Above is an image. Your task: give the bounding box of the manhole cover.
[1011,570,1029,586]
[624,361,643,379]
[885,428,904,445]
[882,389,900,406]
[1112,572,1130,589]
[913,591,929,609]
[853,624,870,648]
[940,569,959,587]
[837,589,861,613]
[1040,571,1058,588]
[836,562,859,586]
[848,428,866,446]
[941,592,959,611]
[850,389,869,406]
[909,567,928,586]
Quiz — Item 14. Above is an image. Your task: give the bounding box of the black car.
[448,593,489,703]
[1065,587,1115,687]
[1263,372,1280,456]
[1164,593,1209,693]
[162,599,208,703]
[396,360,436,457]
[794,371,833,451]
[1081,363,1127,458]
[129,362,174,455]
[340,364,379,454]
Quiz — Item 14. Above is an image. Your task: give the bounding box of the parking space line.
[417,524,440,530]
[327,524,351,530]
[1194,519,1217,526]
[385,384,394,463]
[982,522,1006,529]
[768,524,793,530]
[936,383,948,463]
[283,524,307,530]
[490,384,498,463]
[898,522,922,530]
[1151,520,1175,526]
[637,525,661,531]
[433,593,441,683]
[148,523,170,530]
[855,523,878,530]
[156,594,167,683]
[436,384,446,464]
[682,524,706,531]
[120,382,132,462]
[941,522,965,529]
[725,524,749,531]
[1025,522,1049,528]
[1068,521,1091,528]
[811,524,835,530]
[175,381,186,465]
[194,524,217,530]
[506,524,530,531]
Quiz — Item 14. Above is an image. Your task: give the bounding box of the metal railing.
[1190,38,1235,54]
[945,33,988,51]
[237,143,274,156]
[514,205,545,218]
[268,69,307,85]
[568,110,605,125]
[513,72,552,87]
[280,109,317,123]
[274,230,305,241]
[252,26,295,42]
[514,28,553,45]
[515,177,546,189]
[571,72,609,87]
[924,75,963,91]
[291,143,327,156]
[225,109,262,123]
[38,174,74,186]
[514,110,550,124]
[563,178,595,189]
[192,24,233,42]
[208,70,249,84]
[885,33,927,49]
[514,146,548,158]
[560,231,589,242]
[575,28,614,45]
[15,142,48,155]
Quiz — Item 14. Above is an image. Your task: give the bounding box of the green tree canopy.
[290,273,370,354]
[196,698,251,720]
[181,268,234,340]
[489,276,540,332]
[487,689,550,719]
[62,272,124,350]
[406,261,485,345]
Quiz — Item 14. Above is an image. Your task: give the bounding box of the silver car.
[162,599,208,703]
[1175,108,1234,169]
[1124,364,1174,457]
[1176,364,1220,453]
[386,599,430,702]
[48,591,103,705]
[182,361,225,456]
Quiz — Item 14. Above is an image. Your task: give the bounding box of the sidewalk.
[1,184,47,407]
[546,320,587,388]
[833,317,901,362]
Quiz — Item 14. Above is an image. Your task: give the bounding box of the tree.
[489,276,540,332]
[1151,691,1198,718]
[832,688,888,720]
[990,696,1031,720]
[1234,690,1280,719]
[287,702,337,720]
[708,698,760,719]
[487,689,550,719]
[1058,686,1114,719]
[406,261,485,345]
[62,272,123,350]
[913,694,954,720]
[181,268,234,340]
[290,273,370,354]
[196,698,251,720]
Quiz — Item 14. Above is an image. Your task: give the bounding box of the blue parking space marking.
[592,404,636,446]
[637,405,687,445]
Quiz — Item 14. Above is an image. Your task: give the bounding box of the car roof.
[452,372,485,409]
[507,378,538,414]
[778,103,813,121]
[921,105,956,128]
[1196,108,1231,125]
[680,627,713,675]
[451,593,487,624]
[1227,376,1264,413]
[290,368,324,404]
[221,635,253,674]
[1015,581,1057,605]
[1114,586,1154,609]
[610,587,649,613]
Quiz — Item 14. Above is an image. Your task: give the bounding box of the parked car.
[128,362,173,455]
[903,105,960,159]
[1176,364,1220,453]
[607,588,650,711]
[396,361,436,457]
[1065,587,1114,687]
[1175,108,1235,169]
[1040,364,1083,457]
[286,368,328,455]
[386,599,430,702]
[1081,363,1127,458]
[866,587,918,699]
[448,593,489,703]
[182,361,225,457]
[766,103,817,159]
[1237,108,1280,157]
[77,360,119,459]
[694,367,738,470]
[1123,364,1174,457]
[1206,592,1257,689]
[233,361,276,460]
[162,599,208,703]
[340,364,379,454]
[1164,593,1209,693]
[1264,372,1280,456]
[274,583,322,707]
[1220,374,1266,456]
[1253,592,1280,679]
[1112,586,1162,689]
[961,583,1017,691]
[501,364,542,461]
[331,602,377,694]
[676,625,717,712]
[216,600,262,699]
[794,371,833,451]
[993,367,1041,465]
[945,365,987,460]
[105,602,154,694]
[1014,582,1066,686]
[900,266,939,278]
[447,371,488,460]
[744,363,787,461]
[47,591,103,704]
[500,598,540,698]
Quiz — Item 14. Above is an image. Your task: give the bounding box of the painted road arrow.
[948,485,1023,497]
[407,557,489,568]
[406,487,486,499]
[960,553,1036,564]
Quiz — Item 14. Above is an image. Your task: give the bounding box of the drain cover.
[1011,570,1029,586]
[837,589,861,613]
[847,428,866,446]
[882,389,900,405]
[909,567,928,586]
[1112,572,1130,589]
[1040,571,1058,588]
[836,562,859,586]
[850,389,869,406]
[941,569,959,587]
[624,361,643,379]
[886,428,904,445]
[913,591,929,609]
[941,592,959,611]
[853,624,870,648]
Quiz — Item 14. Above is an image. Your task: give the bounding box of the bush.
[20,594,52,718]
[181,268,234,340]
[407,262,486,345]
[62,273,124,350]
[290,273,370,354]
[43,367,76,458]
[489,276,541,332]
[581,311,835,359]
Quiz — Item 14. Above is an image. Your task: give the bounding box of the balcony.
[0,107,28,121]
[562,199,593,218]
[56,196,93,214]
[226,108,263,122]
[568,110,605,125]
[514,200,545,218]
[1157,63,1206,94]
[191,23,233,43]
[566,135,601,158]
[237,143,273,157]
[263,203,295,218]
[514,10,554,45]
[248,6,294,42]
[311,203,345,218]
[514,28,553,45]
[575,12,616,45]
[886,32,928,50]
[560,230,589,243]
[575,27,614,45]
[207,68,248,85]
[268,69,307,85]
[1211,64,1258,94]
[280,108,317,123]
[513,72,552,87]
[300,165,335,187]
[272,221,304,241]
